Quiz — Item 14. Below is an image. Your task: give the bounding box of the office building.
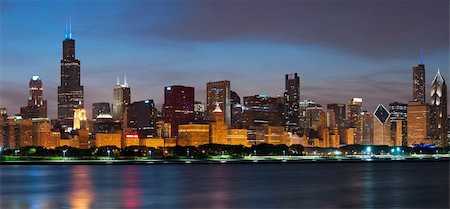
[389,102,407,146]
[348,98,363,144]
[327,103,346,128]
[361,110,373,145]
[92,102,111,120]
[429,69,448,147]
[284,73,300,132]
[57,24,84,131]
[373,104,391,146]
[127,100,157,139]
[242,94,284,128]
[412,63,426,103]
[112,76,130,122]
[207,80,231,126]
[407,101,430,146]
[163,85,195,137]
[194,101,207,122]
[20,75,47,119]
[230,90,243,128]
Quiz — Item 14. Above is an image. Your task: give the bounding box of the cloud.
[121,0,449,59]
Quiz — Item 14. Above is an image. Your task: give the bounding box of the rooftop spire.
[124,75,128,86]
[116,76,120,85]
[419,50,424,65]
[64,18,73,40]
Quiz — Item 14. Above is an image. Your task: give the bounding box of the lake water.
[0,162,448,209]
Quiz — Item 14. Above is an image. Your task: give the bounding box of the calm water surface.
[0,162,448,209]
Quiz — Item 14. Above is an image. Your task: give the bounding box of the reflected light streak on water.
[70,165,93,209]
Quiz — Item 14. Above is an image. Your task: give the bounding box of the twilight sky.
[1,0,449,119]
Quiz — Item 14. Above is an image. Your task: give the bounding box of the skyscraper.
[127,100,157,139]
[348,98,363,144]
[373,104,391,146]
[389,102,407,146]
[57,23,84,131]
[327,103,346,128]
[361,110,373,145]
[242,94,284,128]
[230,90,243,129]
[92,102,111,120]
[430,69,448,147]
[113,76,131,122]
[207,80,231,126]
[284,73,300,132]
[412,63,426,103]
[20,75,47,119]
[163,85,195,137]
[407,101,429,146]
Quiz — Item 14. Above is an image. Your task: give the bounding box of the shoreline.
[1,156,448,165]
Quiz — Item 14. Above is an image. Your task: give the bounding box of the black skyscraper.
[57,23,84,131]
[284,73,300,132]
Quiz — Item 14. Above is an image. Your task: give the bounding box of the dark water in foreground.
[0,162,449,209]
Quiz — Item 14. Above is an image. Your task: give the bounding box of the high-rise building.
[230,90,243,128]
[242,94,284,128]
[327,103,346,128]
[92,102,111,120]
[284,73,300,132]
[73,108,87,130]
[210,103,228,144]
[407,101,430,146]
[163,85,195,137]
[348,98,363,144]
[413,63,426,103]
[113,76,131,122]
[373,104,391,146]
[389,102,407,146]
[127,100,157,139]
[361,110,373,145]
[20,76,47,119]
[429,69,448,147]
[194,101,207,122]
[207,80,231,126]
[57,23,84,131]
[305,104,323,131]
[299,100,315,131]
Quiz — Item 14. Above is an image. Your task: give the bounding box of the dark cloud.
[125,0,449,59]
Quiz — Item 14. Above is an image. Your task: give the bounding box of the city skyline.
[1,0,449,119]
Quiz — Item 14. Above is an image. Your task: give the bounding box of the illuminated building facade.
[194,101,207,122]
[20,75,47,119]
[92,102,111,120]
[112,76,130,122]
[305,104,323,131]
[407,101,430,146]
[207,80,231,126]
[19,119,33,147]
[361,110,373,145]
[58,24,84,131]
[327,103,346,128]
[284,73,300,132]
[372,104,391,146]
[389,102,407,146]
[299,100,315,131]
[177,124,210,146]
[230,90,243,128]
[163,85,195,137]
[412,63,426,103]
[429,69,447,147]
[73,108,87,130]
[242,94,284,128]
[210,104,228,144]
[95,132,122,148]
[227,129,248,146]
[348,98,363,144]
[127,100,157,139]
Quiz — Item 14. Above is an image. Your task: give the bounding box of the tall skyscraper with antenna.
[57,21,84,131]
[113,76,131,123]
[412,52,426,103]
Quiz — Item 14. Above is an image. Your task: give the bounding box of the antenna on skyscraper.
[124,75,128,86]
[116,76,120,85]
[419,49,424,65]
[69,17,73,39]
